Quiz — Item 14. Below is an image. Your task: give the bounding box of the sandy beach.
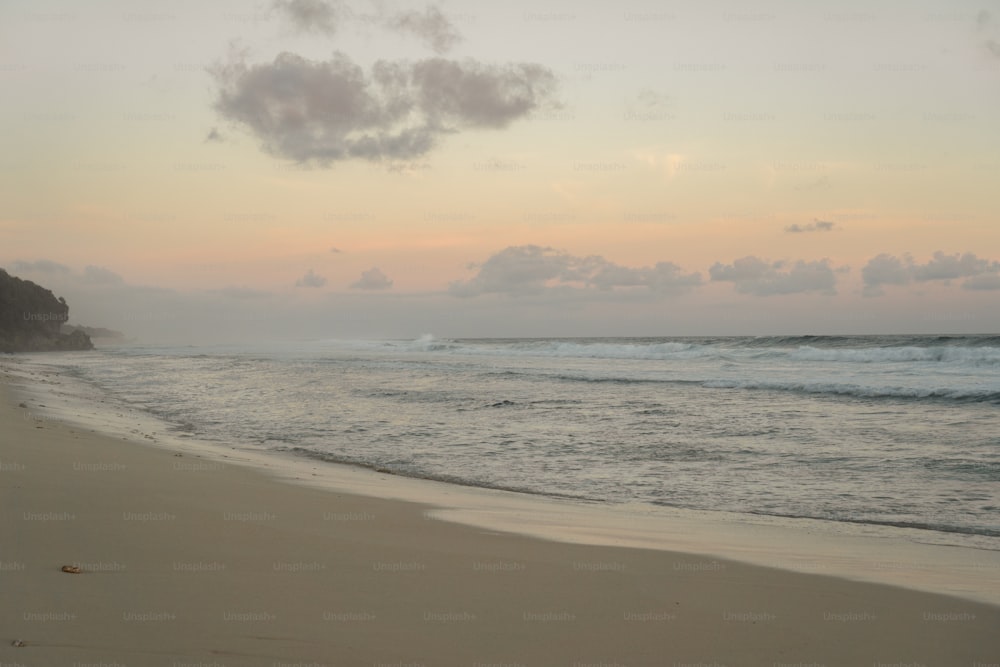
[2,376,999,667]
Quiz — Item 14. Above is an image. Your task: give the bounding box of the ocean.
[14,334,1000,551]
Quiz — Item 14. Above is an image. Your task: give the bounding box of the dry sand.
[2,377,999,666]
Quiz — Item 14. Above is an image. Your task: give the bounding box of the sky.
[2,0,999,341]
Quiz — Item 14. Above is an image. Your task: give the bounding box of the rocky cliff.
[0,268,94,352]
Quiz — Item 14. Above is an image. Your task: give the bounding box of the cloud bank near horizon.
[5,247,999,341]
[11,247,1000,303]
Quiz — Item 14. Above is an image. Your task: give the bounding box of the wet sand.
[2,376,998,666]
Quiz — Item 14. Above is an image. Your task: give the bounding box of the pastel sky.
[2,0,999,341]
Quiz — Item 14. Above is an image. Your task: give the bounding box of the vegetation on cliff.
[0,268,94,352]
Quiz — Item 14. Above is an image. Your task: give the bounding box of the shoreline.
[2,364,1000,664]
[5,353,1000,606]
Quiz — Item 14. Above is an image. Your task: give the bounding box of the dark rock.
[0,268,94,353]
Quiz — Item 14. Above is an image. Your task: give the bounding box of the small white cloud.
[275,0,462,53]
[295,268,327,288]
[383,6,461,54]
[273,0,344,34]
[351,267,393,290]
[785,219,835,233]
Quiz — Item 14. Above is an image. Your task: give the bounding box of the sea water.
[13,334,1000,551]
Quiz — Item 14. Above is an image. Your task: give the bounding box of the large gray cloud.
[449,245,701,297]
[212,52,558,165]
[709,256,838,296]
[862,251,1000,294]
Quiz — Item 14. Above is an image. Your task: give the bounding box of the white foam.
[791,345,1000,365]
[376,336,1000,366]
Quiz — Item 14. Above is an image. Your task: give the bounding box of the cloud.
[273,0,461,51]
[351,267,393,290]
[861,253,911,295]
[978,9,991,29]
[861,251,1000,295]
[295,268,327,288]
[588,260,701,293]
[451,246,571,297]
[82,265,125,285]
[449,245,701,297]
[785,219,835,233]
[211,52,558,165]
[709,256,837,296]
[273,0,344,35]
[10,259,72,275]
[275,0,461,53]
[384,6,461,54]
[412,59,558,128]
[912,251,1000,282]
